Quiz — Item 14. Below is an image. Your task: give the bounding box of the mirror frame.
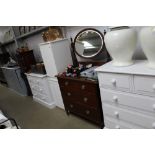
[73,28,105,59]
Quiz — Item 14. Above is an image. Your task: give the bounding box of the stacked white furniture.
[39,39,73,109]
[26,73,55,109]
[96,60,155,129]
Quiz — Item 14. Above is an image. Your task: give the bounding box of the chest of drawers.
[57,75,104,128]
[96,60,155,129]
[26,73,55,109]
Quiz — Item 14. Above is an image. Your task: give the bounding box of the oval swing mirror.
[74,28,104,58]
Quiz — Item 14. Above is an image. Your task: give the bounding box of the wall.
[0,26,147,63]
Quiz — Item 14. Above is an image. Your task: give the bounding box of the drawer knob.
[153,104,155,110]
[86,110,90,115]
[152,84,155,91]
[70,104,74,108]
[65,81,69,86]
[111,79,116,85]
[112,96,118,102]
[67,92,71,96]
[81,85,86,90]
[114,111,119,118]
[152,123,155,129]
[83,97,88,102]
[115,125,120,129]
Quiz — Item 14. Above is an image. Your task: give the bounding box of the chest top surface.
[95,60,155,76]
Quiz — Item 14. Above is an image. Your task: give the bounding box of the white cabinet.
[39,39,72,109]
[96,60,155,129]
[48,77,64,109]
[39,39,73,77]
[26,73,55,109]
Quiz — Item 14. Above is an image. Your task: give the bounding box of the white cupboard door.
[48,79,64,109]
[40,44,57,77]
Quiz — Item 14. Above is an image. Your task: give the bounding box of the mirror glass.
[74,29,104,58]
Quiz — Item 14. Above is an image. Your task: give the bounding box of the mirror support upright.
[70,38,79,67]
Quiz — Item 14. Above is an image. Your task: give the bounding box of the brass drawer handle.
[81,85,86,90]
[83,97,88,102]
[65,81,69,86]
[70,104,74,108]
[67,92,71,96]
[86,110,90,115]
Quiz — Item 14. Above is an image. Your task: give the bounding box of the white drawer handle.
[114,111,119,118]
[153,104,155,110]
[115,125,120,129]
[152,84,155,91]
[111,79,116,85]
[152,123,155,129]
[112,96,118,102]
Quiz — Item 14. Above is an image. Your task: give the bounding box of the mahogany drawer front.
[134,75,155,97]
[103,104,155,129]
[61,90,100,108]
[101,88,155,113]
[104,116,142,129]
[58,78,98,94]
[98,72,132,92]
[66,102,102,124]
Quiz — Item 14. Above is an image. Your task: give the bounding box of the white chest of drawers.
[96,60,155,129]
[26,73,55,109]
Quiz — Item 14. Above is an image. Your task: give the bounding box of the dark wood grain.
[57,75,104,128]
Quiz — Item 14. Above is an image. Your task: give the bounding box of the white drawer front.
[98,72,132,92]
[104,116,142,129]
[101,88,155,113]
[134,75,155,96]
[103,104,155,128]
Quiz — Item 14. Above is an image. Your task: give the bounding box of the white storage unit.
[26,73,55,109]
[96,60,155,129]
[39,39,73,77]
[48,77,64,109]
[39,39,72,109]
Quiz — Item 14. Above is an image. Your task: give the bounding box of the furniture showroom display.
[1,66,30,96]
[56,28,109,127]
[104,26,137,67]
[96,60,155,129]
[26,73,55,109]
[140,26,155,69]
[39,39,73,109]
[57,75,104,128]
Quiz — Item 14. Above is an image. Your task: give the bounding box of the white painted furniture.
[96,60,155,129]
[47,77,64,109]
[26,73,55,109]
[39,39,73,77]
[39,39,72,109]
